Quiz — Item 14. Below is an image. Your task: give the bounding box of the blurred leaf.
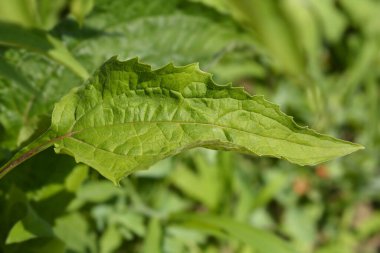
[281,0,320,66]
[135,158,173,179]
[100,224,123,253]
[143,219,162,253]
[252,170,288,209]
[188,0,230,14]
[0,22,88,79]
[0,187,29,248]
[54,0,247,72]
[283,205,322,252]
[34,0,68,30]
[0,58,35,93]
[310,0,347,43]
[71,14,245,70]
[0,0,39,28]
[209,48,266,83]
[5,222,35,244]
[164,225,208,252]
[0,0,68,30]
[224,0,305,75]
[6,206,53,244]
[171,151,224,209]
[148,187,192,216]
[28,184,64,203]
[339,0,380,35]
[338,39,378,102]
[75,181,122,203]
[172,213,298,253]
[33,191,75,224]
[315,239,356,253]
[0,51,80,153]
[70,0,94,26]
[111,212,146,237]
[64,164,89,192]
[54,212,96,252]
[4,237,65,253]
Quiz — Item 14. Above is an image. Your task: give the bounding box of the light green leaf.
[64,164,89,192]
[70,0,94,26]
[5,221,36,244]
[217,0,305,75]
[4,238,66,253]
[0,0,39,28]
[6,205,53,244]
[0,0,67,30]
[34,0,68,30]
[309,0,347,43]
[54,212,96,253]
[171,150,224,209]
[171,213,297,253]
[99,224,122,253]
[0,57,363,183]
[142,219,162,253]
[188,0,230,15]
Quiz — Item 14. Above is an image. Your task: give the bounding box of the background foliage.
[0,0,379,252]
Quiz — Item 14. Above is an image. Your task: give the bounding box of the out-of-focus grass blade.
[309,0,347,43]
[338,39,378,102]
[172,213,298,253]
[143,219,162,253]
[0,0,38,28]
[0,0,67,30]
[229,0,304,75]
[0,22,89,79]
[70,0,94,26]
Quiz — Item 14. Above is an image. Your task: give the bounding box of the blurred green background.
[0,0,379,252]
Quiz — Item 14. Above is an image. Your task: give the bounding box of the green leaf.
[4,238,65,253]
[0,186,29,247]
[215,0,305,75]
[0,50,80,151]
[142,219,162,253]
[171,150,224,209]
[171,213,297,253]
[59,0,246,71]
[309,0,347,43]
[6,205,53,244]
[0,22,89,79]
[99,224,123,253]
[0,0,40,28]
[70,0,94,26]
[0,57,363,183]
[0,0,68,30]
[54,212,96,253]
[34,0,68,30]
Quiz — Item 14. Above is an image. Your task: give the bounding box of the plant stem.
[0,129,74,179]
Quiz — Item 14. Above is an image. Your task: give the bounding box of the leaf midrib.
[71,91,297,135]
[66,120,349,153]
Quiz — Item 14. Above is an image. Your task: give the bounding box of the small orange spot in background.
[316,165,329,179]
[293,177,310,196]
